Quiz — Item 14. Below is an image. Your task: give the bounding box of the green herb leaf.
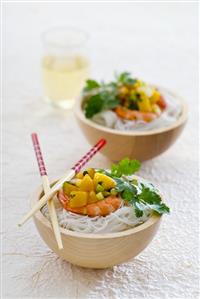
[85,94,104,118]
[147,203,170,215]
[111,158,141,177]
[117,72,137,85]
[138,184,162,204]
[101,91,120,110]
[85,90,119,118]
[102,165,170,218]
[83,72,139,118]
[133,202,144,217]
[83,79,100,92]
[121,188,136,201]
[138,184,170,215]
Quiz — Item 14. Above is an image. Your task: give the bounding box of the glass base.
[44,96,75,110]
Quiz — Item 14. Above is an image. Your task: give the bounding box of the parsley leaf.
[83,72,139,118]
[111,158,141,177]
[117,72,137,85]
[83,79,100,92]
[147,203,170,215]
[121,188,137,201]
[101,166,170,217]
[85,90,119,118]
[114,177,137,194]
[138,184,170,215]
[138,184,161,204]
[104,159,170,217]
[85,94,104,118]
[133,202,145,217]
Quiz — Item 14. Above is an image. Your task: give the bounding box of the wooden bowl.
[31,176,162,269]
[74,87,188,161]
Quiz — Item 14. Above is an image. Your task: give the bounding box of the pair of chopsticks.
[19,134,106,250]
[31,133,63,249]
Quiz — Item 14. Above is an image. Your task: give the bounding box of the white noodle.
[92,110,118,128]
[41,202,151,234]
[41,175,155,234]
[91,88,182,131]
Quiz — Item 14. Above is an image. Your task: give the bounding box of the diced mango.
[119,86,129,96]
[138,96,152,112]
[69,191,88,208]
[93,173,116,190]
[75,171,84,179]
[75,179,82,187]
[79,174,94,192]
[88,191,98,204]
[83,168,95,179]
[134,80,143,88]
[63,182,79,196]
[87,168,95,178]
[150,90,160,104]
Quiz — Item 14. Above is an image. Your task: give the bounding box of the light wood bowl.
[31,176,162,269]
[74,87,188,161]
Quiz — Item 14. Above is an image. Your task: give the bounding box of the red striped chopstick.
[31,133,63,249]
[31,133,47,176]
[18,138,106,226]
[72,138,106,173]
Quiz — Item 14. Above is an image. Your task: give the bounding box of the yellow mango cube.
[134,80,143,88]
[88,191,98,204]
[75,179,82,187]
[69,191,88,208]
[138,96,152,112]
[75,171,84,179]
[63,182,79,196]
[79,174,94,192]
[84,168,95,179]
[150,90,160,104]
[93,173,116,190]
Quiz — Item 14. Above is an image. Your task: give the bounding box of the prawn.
[157,95,167,110]
[58,190,122,217]
[115,106,157,122]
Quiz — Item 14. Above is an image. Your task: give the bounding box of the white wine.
[42,55,90,109]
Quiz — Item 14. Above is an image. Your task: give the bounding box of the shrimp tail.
[58,190,122,217]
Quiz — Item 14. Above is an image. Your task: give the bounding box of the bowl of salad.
[33,158,169,268]
[75,72,188,161]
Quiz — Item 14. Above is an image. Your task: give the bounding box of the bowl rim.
[74,85,188,136]
[31,175,162,240]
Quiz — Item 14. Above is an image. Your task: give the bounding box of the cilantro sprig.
[138,185,170,215]
[117,72,137,85]
[84,90,119,119]
[83,72,138,118]
[83,79,100,92]
[111,158,141,177]
[103,158,170,217]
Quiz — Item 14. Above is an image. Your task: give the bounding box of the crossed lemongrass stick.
[18,135,106,236]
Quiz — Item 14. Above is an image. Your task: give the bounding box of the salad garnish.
[101,158,170,217]
[83,72,167,122]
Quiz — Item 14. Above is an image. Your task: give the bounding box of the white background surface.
[2,2,199,299]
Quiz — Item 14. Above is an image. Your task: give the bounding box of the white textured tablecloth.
[2,3,199,299]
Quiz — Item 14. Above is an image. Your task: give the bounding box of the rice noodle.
[41,203,151,234]
[92,110,118,128]
[41,175,154,234]
[91,88,182,131]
